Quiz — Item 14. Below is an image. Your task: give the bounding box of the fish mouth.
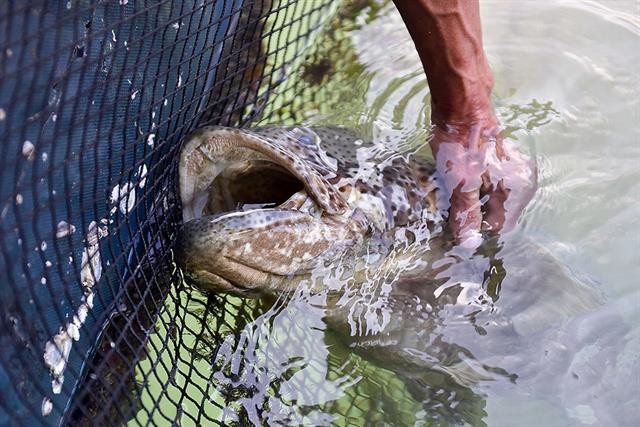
[175,207,361,296]
[179,126,347,222]
[176,127,358,295]
[198,158,305,216]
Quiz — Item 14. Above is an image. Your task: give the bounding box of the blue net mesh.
[0,0,337,424]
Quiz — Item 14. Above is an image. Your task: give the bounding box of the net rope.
[0,0,341,424]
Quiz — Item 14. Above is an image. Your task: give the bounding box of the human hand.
[430,116,536,248]
[393,0,535,246]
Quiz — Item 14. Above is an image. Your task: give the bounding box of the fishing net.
[0,0,353,424]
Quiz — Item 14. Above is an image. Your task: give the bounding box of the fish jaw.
[175,208,366,295]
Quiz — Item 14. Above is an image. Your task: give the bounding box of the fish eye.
[298,134,314,145]
[288,127,317,145]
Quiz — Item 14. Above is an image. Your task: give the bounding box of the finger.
[502,179,536,232]
[449,182,483,248]
[502,149,539,231]
[482,173,537,233]
[482,178,508,232]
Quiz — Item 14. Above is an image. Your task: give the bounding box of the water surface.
[139,1,640,425]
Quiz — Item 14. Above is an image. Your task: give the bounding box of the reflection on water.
[197,232,614,425]
[168,1,639,425]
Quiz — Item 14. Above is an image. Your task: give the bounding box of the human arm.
[392,0,535,246]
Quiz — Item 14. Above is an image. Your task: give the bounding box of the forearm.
[392,0,494,126]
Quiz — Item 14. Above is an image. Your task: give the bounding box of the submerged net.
[0,0,343,424]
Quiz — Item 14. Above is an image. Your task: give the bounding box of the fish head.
[175,126,367,295]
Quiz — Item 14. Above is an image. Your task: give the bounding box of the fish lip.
[175,211,319,294]
[182,268,261,297]
[181,254,302,296]
[218,255,298,294]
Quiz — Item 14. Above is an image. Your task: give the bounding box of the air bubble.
[22,140,35,160]
[41,397,52,416]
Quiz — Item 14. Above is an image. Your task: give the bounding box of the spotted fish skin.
[247,126,446,234]
[176,125,447,295]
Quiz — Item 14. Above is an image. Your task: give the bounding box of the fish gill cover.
[0,0,340,424]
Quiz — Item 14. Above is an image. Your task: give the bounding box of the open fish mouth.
[178,126,348,222]
[175,127,363,294]
[181,154,306,221]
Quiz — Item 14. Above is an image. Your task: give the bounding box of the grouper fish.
[174,125,614,424]
[176,125,449,295]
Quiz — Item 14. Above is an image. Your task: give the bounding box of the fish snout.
[176,215,278,295]
[175,209,365,295]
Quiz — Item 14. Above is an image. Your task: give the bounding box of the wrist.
[430,73,496,127]
[429,107,500,154]
[431,100,498,132]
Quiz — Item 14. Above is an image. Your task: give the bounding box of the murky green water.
[135,1,639,425]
